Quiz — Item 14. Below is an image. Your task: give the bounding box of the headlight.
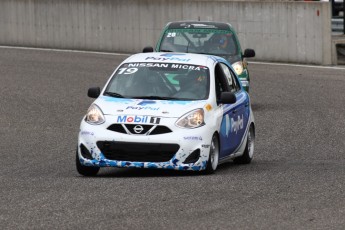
[176,109,205,129]
[232,61,244,75]
[85,104,105,125]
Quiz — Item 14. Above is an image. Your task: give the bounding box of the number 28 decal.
[166,32,176,38]
[117,68,138,75]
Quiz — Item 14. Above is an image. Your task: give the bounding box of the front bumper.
[237,69,250,92]
[240,79,249,92]
[77,118,214,171]
[78,154,207,171]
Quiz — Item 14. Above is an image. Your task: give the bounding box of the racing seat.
[174,71,207,99]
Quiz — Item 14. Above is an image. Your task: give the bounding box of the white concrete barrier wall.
[0,0,332,65]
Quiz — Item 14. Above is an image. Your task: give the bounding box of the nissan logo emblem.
[133,125,144,134]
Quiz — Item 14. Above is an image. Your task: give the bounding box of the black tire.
[234,124,255,164]
[204,134,220,174]
[76,149,100,176]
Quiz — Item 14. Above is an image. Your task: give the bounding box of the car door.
[217,63,249,158]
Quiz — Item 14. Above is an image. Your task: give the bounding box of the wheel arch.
[249,122,255,138]
[213,130,221,151]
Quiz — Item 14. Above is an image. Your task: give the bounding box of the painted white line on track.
[0,45,130,57]
[1,45,345,70]
[249,61,345,70]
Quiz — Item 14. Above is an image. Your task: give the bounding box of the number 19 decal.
[117,68,138,75]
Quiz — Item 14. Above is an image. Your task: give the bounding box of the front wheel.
[204,134,220,174]
[234,124,255,164]
[76,149,100,176]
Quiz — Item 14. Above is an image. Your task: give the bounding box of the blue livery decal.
[160,53,187,57]
[101,96,135,104]
[137,100,156,106]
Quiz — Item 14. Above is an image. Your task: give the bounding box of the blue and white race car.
[76,52,255,176]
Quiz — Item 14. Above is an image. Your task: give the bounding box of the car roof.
[123,52,227,68]
[165,21,233,30]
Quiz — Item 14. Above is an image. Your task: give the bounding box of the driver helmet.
[218,35,228,49]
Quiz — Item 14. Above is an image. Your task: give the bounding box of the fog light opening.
[183,149,201,164]
[80,144,94,160]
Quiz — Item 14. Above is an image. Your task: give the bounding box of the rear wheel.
[234,124,255,164]
[204,134,220,174]
[76,149,100,176]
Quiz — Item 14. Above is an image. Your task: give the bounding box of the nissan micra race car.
[76,52,255,176]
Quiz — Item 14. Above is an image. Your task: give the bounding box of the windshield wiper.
[160,49,173,52]
[133,96,183,100]
[103,92,124,98]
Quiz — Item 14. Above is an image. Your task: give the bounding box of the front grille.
[107,124,127,134]
[107,124,172,135]
[97,141,180,162]
[107,124,153,134]
[150,126,172,135]
[125,124,153,134]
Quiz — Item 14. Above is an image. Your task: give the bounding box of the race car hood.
[94,96,207,118]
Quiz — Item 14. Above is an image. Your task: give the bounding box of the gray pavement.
[1,47,345,229]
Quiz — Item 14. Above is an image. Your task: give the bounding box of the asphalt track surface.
[1,47,345,230]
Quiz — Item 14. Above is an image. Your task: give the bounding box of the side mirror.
[88,87,100,98]
[219,92,236,104]
[143,46,154,53]
[243,49,255,58]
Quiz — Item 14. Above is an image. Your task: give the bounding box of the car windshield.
[104,62,210,100]
[159,29,239,56]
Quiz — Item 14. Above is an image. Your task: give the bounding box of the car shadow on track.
[77,161,261,178]
[95,167,201,178]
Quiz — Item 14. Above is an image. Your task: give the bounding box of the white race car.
[76,52,255,176]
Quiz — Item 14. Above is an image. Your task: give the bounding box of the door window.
[220,63,240,93]
[214,63,230,100]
